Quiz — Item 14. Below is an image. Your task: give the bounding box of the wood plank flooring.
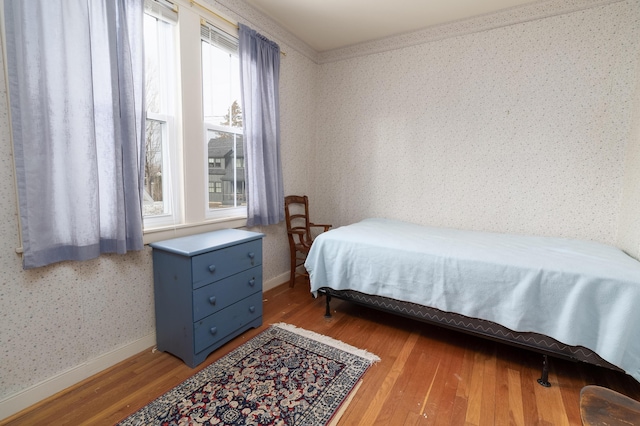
[3,279,640,425]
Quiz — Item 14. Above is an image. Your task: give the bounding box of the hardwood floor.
[3,279,640,425]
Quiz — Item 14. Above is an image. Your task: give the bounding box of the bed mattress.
[305,218,640,382]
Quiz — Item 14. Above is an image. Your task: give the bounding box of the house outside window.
[209,181,222,193]
[209,157,223,168]
[207,130,244,208]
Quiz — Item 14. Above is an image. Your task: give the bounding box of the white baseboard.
[0,333,156,421]
[263,271,290,292]
[1,274,290,421]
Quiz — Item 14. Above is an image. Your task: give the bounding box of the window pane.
[202,25,244,218]
[207,130,245,209]
[202,40,242,127]
[143,11,176,224]
[144,119,166,216]
[144,14,162,114]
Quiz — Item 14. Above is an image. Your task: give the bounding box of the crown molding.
[206,0,319,62]
[317,0,626,64]
[198,0,627,64]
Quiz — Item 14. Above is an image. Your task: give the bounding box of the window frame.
[143,3,182,230]
[143,111,182,229]
[142,0,247,244]
[200,19,245,220]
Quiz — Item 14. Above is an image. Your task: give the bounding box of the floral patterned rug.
[118,323,379,426]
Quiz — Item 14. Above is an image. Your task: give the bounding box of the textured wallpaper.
[2,0,639,412]
[0,39,157,394]
[0,5,315,405]
[314,0,640,246]
[618,46,640,259]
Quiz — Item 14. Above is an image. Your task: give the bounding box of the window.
[209,158,223,168]
[143,2,179,228]
[142,0,245,237]
[206,129,244,209]
[201,22,245,217]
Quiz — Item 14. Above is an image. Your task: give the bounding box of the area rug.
[118,323,379,426]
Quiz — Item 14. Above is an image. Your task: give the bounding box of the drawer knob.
[248,278,255,287]
[249,306,256,313]
[248,252,255,259]
[210,327,217,335]
[209,296,216,305]
[208,264,216,273]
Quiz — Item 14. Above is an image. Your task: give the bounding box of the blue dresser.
[150,229,264,367]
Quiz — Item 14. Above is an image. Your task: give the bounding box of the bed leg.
[324,294,332,318]
[537,354,551,387]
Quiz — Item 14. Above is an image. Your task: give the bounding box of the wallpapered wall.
[618,41,640,259]
[314,0,640,248]
[1,0,639,416]
[0,48,151,401]
[0,1,316,409]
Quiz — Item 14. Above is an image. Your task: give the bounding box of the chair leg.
[289,253,297,287]
[289,269,296,287]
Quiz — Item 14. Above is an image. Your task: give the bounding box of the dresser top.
[149,229,264,256]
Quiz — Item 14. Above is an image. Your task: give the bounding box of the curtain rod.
[189,0,287,56]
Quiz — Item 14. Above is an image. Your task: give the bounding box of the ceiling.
[242,0,541,52]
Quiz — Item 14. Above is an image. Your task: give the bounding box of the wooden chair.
[284,195,331,287]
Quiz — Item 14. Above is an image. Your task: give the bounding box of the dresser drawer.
[193,292,263,354]
[192,239,263,289]
[192,266,262,322]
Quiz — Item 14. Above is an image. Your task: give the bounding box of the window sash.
[143,112,181,228]
[201,21,244,220]
[143,8,181,229]
[144,0,178,24]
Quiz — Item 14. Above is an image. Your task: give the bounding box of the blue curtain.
[5,0,145,269]
[238,24,284,227]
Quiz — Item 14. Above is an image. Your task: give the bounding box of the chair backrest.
[284,195,311,245]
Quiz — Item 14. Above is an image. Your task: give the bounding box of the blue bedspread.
[305,218,640,382]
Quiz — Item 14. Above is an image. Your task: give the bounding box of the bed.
[304,218,640,385]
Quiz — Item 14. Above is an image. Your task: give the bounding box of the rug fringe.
[272,323,381,363]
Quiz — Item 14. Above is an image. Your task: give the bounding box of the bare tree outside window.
[222,100,242,128]
[145,119,164,209]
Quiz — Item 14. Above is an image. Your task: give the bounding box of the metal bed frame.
[318,287,622,387]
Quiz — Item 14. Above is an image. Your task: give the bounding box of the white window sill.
[143,216,248,245]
